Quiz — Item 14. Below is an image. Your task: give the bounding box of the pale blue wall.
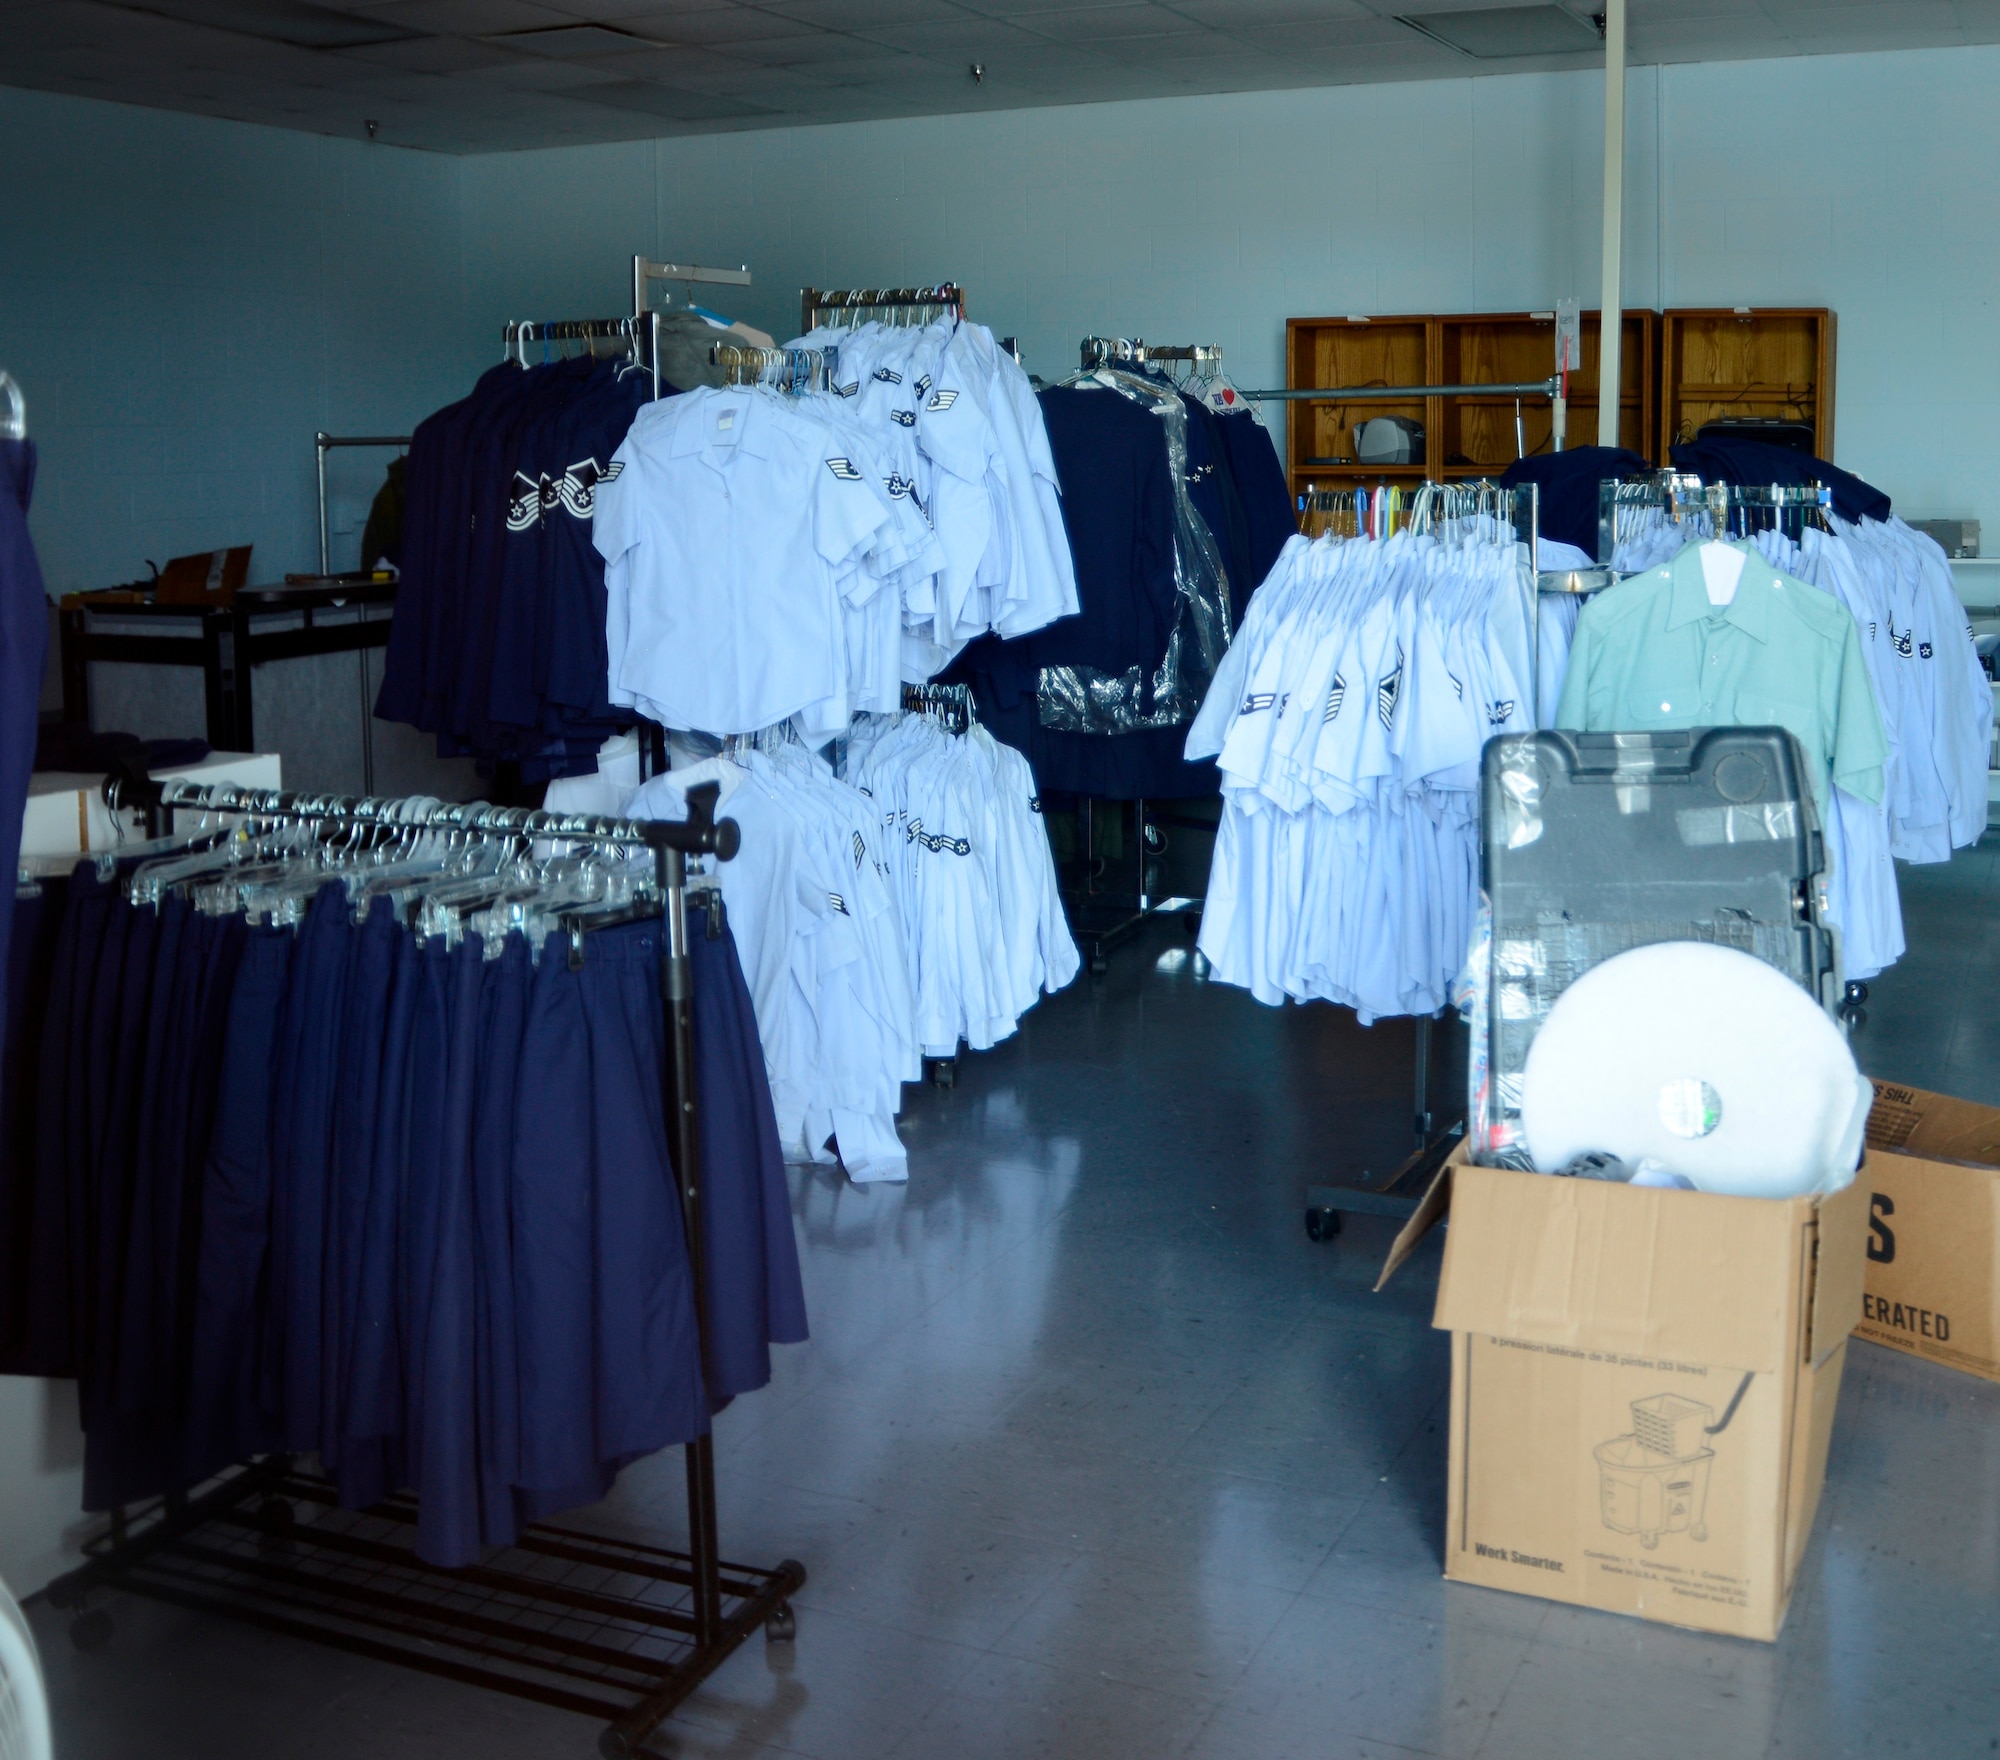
[0,85,477,599]
[462,41,2000,527]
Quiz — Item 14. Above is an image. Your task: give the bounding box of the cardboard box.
[1378,1151,1868,1640]
[1858,1082,2000,1381]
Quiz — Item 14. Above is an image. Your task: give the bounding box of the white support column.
[1597,0,1627,449]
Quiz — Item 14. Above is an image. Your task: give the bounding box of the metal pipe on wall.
[1598,0,1627,448]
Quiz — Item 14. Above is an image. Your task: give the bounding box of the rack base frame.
[43,1456,804,1759]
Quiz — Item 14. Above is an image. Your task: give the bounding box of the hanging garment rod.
[800,283,965,333]
[155,778,738,859]
[1240,375,1563,402]
[503,314,663,400]
[710,342,840,393]
[1079,337,1223,371]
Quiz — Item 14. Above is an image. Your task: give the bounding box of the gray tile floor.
[27,845,2000,1759]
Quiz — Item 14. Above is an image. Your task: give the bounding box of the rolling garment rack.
[1302,480,1540,1242]
[44,779,807,1760]
[1061,338,1236,975]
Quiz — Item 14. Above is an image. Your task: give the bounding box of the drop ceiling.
[2,0,1994,153]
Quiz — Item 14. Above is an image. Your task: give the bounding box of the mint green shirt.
[1555,543,1887,808]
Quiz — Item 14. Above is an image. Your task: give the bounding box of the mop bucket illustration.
[1594,1374,1753,1550]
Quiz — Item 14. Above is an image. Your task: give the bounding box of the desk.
[58,577,396,782]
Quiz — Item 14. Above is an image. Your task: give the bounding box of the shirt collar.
[668,389,770,462]
[1664,542,1776,643]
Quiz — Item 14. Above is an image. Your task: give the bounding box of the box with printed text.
[1858,1082,2000,1381]
[1377,1151,1869,1641]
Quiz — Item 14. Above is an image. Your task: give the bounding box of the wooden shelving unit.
[1659,307,1836,458]
[1282,310,1657,503]
[1284,315,1434,493]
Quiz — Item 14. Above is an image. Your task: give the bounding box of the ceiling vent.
[1398,5,1603,59]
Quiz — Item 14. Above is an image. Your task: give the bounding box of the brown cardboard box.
[1378,1151,1869,1641]
[1858,1082,2000,1380]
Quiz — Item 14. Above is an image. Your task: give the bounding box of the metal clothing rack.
[502,314,664,402]
[1299,480,1539,1240]
[44,780,806,1760]
[901,678,973,734]
[1052,335,1236,976]
[799,283,965,334]
[710,342,840,393]
[1596,473,1832,565]
[1242,371,1565,464]
[1079,336,1224,374]
[632,255,752,317]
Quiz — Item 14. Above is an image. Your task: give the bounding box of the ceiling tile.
[1165,0,1376,23]
[99,0,422,48]
[760,0,967,27]
[1009,2,1207,39]
[721,29,913,58]
[486,19,670,51]
[348,0,573,30]
[615,5,842,39]
[336,31,528,67]
[1229,13,1425,50]
[568,74,780,110]
[859,14,1058,50]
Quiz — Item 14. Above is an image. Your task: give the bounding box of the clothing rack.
[799,283,965,334]
[1052,336,1234,974]
[1243,376,1562,402]
[1078,336,1224,374]
[1596,473,1833,565]
[1294,481,1538,1241]
[710,341,840,393]
[44,779,807,1760]
[502,313,663,401]
[632,255,752,317]
[901,679,973,734]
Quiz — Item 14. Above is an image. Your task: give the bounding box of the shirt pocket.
[1729,690,1817,748]
[1618,657,1698,727]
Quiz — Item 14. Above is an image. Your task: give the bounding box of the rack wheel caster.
[766,1603,796,1642]
[1692,1523,1708,1543]
[1089,950,1109,977]
[70,1609,113,1653]
[1844,980,1870,1009]
[1304,1207,1341,1242]
[1182,911,1202,938]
